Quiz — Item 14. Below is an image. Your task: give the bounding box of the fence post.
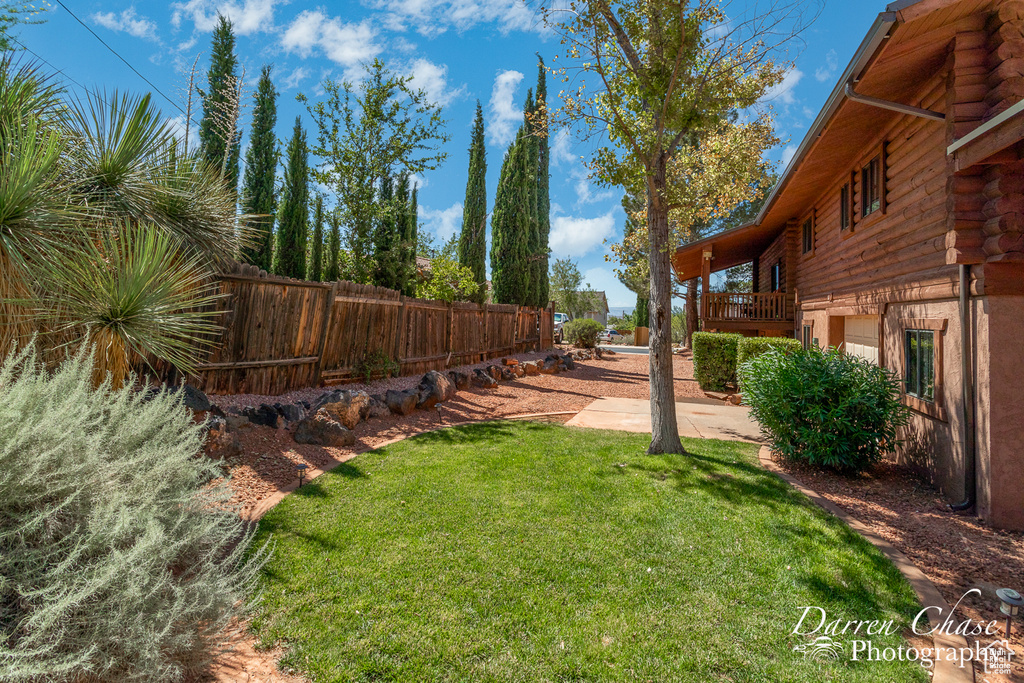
[396,296,408,372]
[312,281,339,387]
[445,301,454,367]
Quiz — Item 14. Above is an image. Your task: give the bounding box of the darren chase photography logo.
[790,590,1016,675]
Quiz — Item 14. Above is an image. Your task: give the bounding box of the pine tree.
[198,15,242,199]
[239,64,277,270]
[275,117,308,279]
[309,194,324,281]
[534,57,551,307]
[458,102,487,305]
[403,184,419,296]
[490,128,532,305]
[325,209,341,282]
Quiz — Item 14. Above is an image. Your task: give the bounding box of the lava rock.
[385,388,418,415]
[321,391,371,430]
[560,354,576,371]
[486,365,502,381]
[175,384,212,412]
[244,404,282,428]
[417,371,456,410]
[294,409,356,447]
[367,394,391,419]
[499,365,514,381]
[522,360,541,376]
[540,358,559,374]
[447,370,470,390]
[473,368,498,388]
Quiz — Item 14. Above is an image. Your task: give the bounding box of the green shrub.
[741,346,909,472]
[0,346,269,682]
[563,318,603,348]
[736,337,801,388]
[691,332,743,390]
[356,348,400,382]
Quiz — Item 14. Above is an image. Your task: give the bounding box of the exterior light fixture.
[296,462,308,488]
[996,588,1023,637]
[436,402,444,425]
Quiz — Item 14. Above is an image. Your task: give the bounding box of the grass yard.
[252,422,929,682]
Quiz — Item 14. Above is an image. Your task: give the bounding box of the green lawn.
[252,422,929,682]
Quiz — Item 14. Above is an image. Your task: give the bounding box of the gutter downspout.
[951,264,976,512]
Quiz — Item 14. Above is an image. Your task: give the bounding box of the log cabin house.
[672,0,1024,529]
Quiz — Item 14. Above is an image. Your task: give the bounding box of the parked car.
[598,329,624,344]
[553,312,568,343]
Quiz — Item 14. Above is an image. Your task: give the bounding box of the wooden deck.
[700,292,795,332]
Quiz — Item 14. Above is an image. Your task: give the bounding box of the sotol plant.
[0,345,269,681]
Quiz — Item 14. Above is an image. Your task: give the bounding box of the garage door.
[845,315,879,364]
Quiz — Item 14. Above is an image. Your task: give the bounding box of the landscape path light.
[296,462,308,488]
[436,402,444,425]
[996,588,1023,637]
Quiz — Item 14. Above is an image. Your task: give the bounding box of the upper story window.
[802,217,814,255]
[862,155,882,217]
[770,261,781,292]
[840,182,851,231]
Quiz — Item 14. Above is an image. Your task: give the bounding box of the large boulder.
[294,408,356,447]
[511,364,526,378]
[367,394,391,419]
[276,402,306,425]
[385,388,418,415]
[417,371,455,410]
[321,390,371,429]
[175,384,212,412]
[499,365,515,381]
[486,365,503,381]
[522,360,541,376]
[243,404,282,428]
[447,370,470,390]
[473,368,498,388]
[540,358,559,374]
[559,354,576,371]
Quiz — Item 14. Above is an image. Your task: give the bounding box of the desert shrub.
[355,348,401,382]
[563,318,603,348]
[619,333,635,346]
[736,337,801,388]
[0,346,269,682]
[741,346,909,472]
[691,332,743,390]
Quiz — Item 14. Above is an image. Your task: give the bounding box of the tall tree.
[198,15,242,198]
[325,209,342,282]
[300,59,449,285]
[549,258,600,319]
[490,126,532,305]
[309,194,325,281]
[532,57,551,307]
[403,184,419,296]
[371,176,399,289]
[545,0,804,453]
[239,64,277,270]
[458,102,487,304]
[521,89,540,307]
[275,117,308,279]
[634,294,649,328]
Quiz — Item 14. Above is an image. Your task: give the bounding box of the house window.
[862,156,882,217]
[904,329,935,402]
[802,325,812,349]
[770,261,781,292]
[802,217,814,254]
[840,183,851,231]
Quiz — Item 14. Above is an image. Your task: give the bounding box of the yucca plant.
[0,56,251,384]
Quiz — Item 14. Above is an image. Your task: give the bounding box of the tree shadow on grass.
[408,420,553,445]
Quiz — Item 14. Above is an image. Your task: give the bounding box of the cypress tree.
[403,184,419,297]
[325,209,341,282]
[239,64,277,270]
[458,102,487,304]
[372,177,398,289]
[490,128,531,305]
[198,15,242,198]
[275,117,308,279]
[534,57,551,307]
[309,194,324,281]
[634,295,650,328]
[521,89,540,307]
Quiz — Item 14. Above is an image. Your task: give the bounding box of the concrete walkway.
[566,396,762,443]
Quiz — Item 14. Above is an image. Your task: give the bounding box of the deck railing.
[701,292,793,322]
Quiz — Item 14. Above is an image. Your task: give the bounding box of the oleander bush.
[0,346,269,682]
[736,337,802,388]
[691,332,743,390]
[741,346,909,472]
[563,318,603,348]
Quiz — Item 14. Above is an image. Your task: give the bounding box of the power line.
[52,0,190,121]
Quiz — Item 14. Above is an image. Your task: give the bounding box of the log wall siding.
[791,69,954,302]
[190,263,553,395]
[758,230,788,293]
[985,1,1024,118]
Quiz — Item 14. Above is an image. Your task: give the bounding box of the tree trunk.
[647,155,685,455]
[685,278,698,348]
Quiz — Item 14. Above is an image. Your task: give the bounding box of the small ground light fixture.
[436,403,444,425]
[296,463,308,488]
[996,588,1023,637]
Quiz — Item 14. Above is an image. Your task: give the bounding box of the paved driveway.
[566,396,762,443]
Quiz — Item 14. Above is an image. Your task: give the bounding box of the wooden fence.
[191,264,554,395]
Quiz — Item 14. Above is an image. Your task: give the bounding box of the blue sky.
[22,1,880,310]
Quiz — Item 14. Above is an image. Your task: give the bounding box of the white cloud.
[814,49,838,83]
[406,58,465,106]
[282,66,309,90]
[550,128,576,166]
[171,0,279,35]
[371,0,540,37]
[582,266,636,308]
[549,210,616,258]
[780,144,797,169]
[419,202,463,243]
[488,69,524,147]
[92,7,158,40]
[572,174,614,206]
[763,67,803,106]
[281,10,381,77]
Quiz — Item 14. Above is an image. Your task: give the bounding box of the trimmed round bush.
[563,318,603,348]
[691,332,743,391]
[0,347,269,681]
[741,346,909,472]
[736,337,801,389]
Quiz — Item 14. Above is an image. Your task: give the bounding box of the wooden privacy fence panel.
[192,269,554,395]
